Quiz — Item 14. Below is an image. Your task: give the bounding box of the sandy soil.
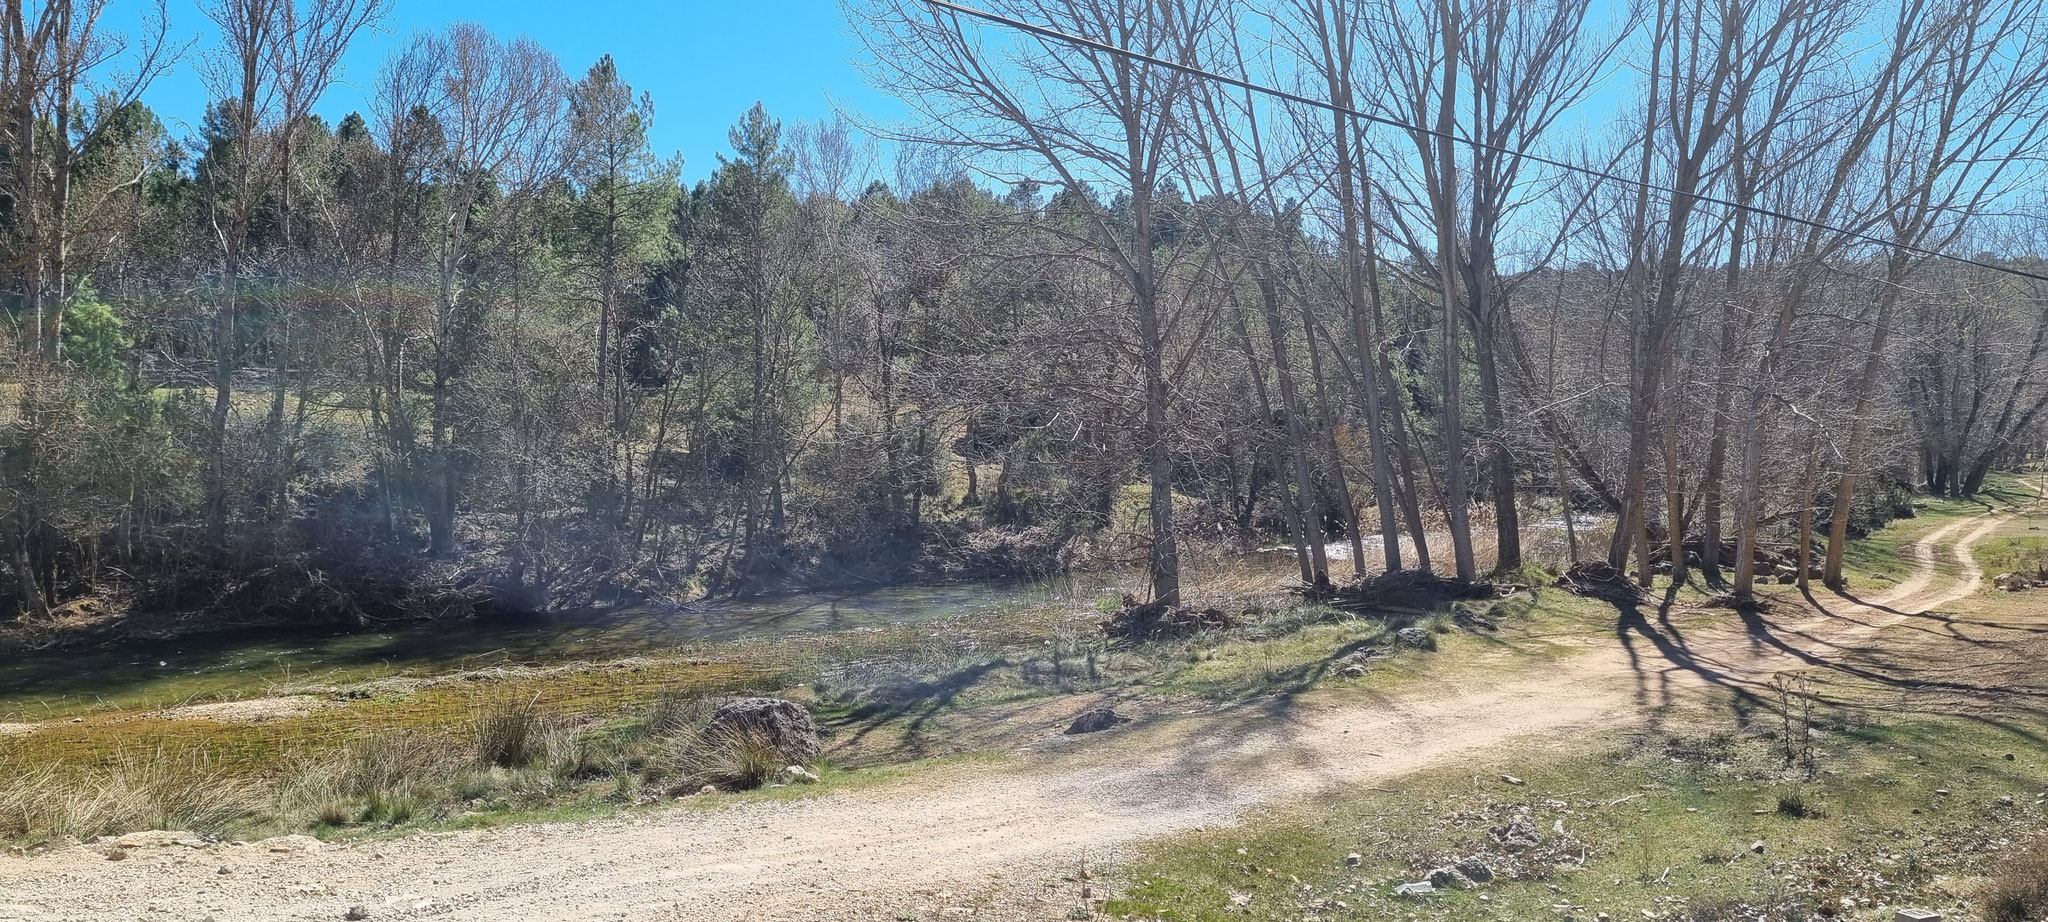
[0,511,2020,922]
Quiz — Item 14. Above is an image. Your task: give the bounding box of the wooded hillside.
[3,0,2046,630]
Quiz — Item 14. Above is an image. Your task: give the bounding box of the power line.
[921,0,2048,285]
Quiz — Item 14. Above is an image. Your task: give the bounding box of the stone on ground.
[1066,706,1131,734]
[703,698,822,763]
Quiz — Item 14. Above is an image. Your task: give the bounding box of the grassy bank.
[1101,707,2048,922]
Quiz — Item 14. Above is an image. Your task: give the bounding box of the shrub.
[1982,840,2048,922]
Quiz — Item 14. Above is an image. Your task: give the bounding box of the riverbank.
[0,483,2029,857]
[2,488,2041,922]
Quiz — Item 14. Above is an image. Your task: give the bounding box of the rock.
[1894,911,1941,922]
[344,907,371,921]
[1452,603,1498,631]
[1339,662,1370,679]
[104,849,128,861]
[780,765,821,784]
[1345,853,1363,868]
[1455,858,1495,884]
[1066,706,1132,735]
[1498,813,1542,850]
[1750,840,1766,854]
[1428,867,1476,890]
[216,865,232,875]
[1501,774,1526,786]
[1395,627,1435,650]
[703,698,822,764]
[1392,881,1438,897]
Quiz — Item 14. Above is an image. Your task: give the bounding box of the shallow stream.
[0,575,1127,720]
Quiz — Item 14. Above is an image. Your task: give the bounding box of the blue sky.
[120,0,905,183]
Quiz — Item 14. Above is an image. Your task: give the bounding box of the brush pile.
[1555,560,1644,601]
[1647,537,1824,584]
[1100,593,1236,639]
[1306,569,1521,616]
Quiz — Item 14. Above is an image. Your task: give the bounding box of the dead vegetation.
[1305,569,1519,614]
[1981,839,2048,922]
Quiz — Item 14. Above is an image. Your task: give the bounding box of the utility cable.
[921,0,2048,285]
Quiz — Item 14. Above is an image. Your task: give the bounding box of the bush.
[1982,840,2048,922]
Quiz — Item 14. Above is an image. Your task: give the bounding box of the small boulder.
[1395,627,1435,650]
[702,698,821,764]
[1455,858,1495,884]
[1428,867,1476,890]
[344,907,371,921]
[1497,813,1542,850]
[1066,706,1132,734]
[1451,603,1498,631]
[1392,881,1438,897]
[1344,852,1363,868]
[780,765,821,785]
[1750,840,1766,854]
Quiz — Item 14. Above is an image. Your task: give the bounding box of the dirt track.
[0,511,2019,922]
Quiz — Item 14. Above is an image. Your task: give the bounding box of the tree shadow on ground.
[1607,579,2048,749]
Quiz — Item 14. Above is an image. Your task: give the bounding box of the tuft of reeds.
[470,694,547,768]
[1982,839,2048,922]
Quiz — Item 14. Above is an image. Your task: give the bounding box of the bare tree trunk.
[1430,0,1477,580]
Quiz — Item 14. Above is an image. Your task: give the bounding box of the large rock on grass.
[1066,706,1131,734]
[703,698,821,764]
[1395,627,1436,650]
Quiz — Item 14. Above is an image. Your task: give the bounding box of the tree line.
[1,0,2045,628]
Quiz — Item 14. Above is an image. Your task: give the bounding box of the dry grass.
[663,724,790,792]
[277,730,462,827]
[470,694,547,768]
[1981,839,2048,922]
[0,747,263,840]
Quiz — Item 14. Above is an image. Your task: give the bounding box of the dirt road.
[0,511,2017,922]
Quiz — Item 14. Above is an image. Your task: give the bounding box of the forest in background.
[2,0,2046,636]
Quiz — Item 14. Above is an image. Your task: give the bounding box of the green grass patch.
[1103,705,2047,922]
